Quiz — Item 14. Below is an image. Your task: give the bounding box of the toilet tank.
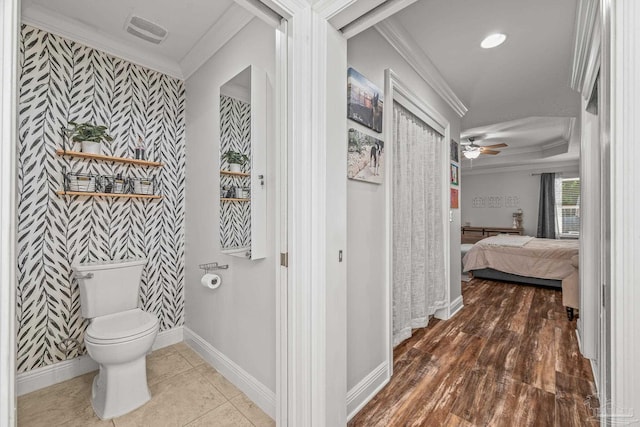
[72,258,147,318]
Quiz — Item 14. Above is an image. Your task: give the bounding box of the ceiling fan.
[460,137,508,159]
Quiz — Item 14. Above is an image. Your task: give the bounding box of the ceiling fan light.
[463,149,481,159]
[481,33,507,49]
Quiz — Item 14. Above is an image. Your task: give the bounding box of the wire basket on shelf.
[63,170,97,193]
[98,175,129,194]
[130,177,155,195]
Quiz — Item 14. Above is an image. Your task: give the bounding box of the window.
[556,177,580,237]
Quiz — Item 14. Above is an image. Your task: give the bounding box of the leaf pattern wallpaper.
[219,95,251,251]
[16,25,186,373]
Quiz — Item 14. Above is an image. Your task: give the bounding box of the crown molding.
[21,4,184,79]
[234,0,283,28]
[461,159,579,176]
[339,0,417,39]
[374,18,468,118]
[570,0,600,95]
[314,0,358,20]
[181,5,254,80]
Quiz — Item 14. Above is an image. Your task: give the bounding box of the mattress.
[463,236,579,308]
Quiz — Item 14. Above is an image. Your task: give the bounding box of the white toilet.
[73,258,159,420]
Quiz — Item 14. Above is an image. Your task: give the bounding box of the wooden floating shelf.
[220,198,250,202]
[220,170,250,177]
[56,190,162,199]
[56,149,163,167]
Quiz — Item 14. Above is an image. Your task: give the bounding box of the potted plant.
[66,121,114,155]
[222,150,249,173]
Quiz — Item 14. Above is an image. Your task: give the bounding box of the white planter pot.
[81,141,101,155]
[229,163,242,173]
[71,141,82,152]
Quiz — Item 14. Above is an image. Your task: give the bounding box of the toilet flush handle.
[74,273,94,280]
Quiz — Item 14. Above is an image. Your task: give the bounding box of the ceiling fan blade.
[481,143,508,149]
[481,149,501,155]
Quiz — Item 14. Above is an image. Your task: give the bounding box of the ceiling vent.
[125,15,168,45]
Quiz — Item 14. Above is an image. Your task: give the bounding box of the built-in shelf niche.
[219,64,267,260]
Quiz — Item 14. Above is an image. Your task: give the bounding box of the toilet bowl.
[72,258,158,420]
[85,308,159,419]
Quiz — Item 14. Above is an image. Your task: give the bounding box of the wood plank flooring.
[349,279,599,427]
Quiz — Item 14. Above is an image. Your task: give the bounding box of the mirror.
[219,65,267,260]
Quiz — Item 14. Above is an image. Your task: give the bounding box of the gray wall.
[346,27,462,392]
[184,19,276,392]
[461,165,579,236]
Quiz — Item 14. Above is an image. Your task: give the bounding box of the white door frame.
[259,1,350,424]
[0,0,19,425]
[608,0,640,420]
[384,69,451,371]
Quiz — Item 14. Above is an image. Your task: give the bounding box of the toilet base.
[91,356,151,419]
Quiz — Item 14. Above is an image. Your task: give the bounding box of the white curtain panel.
[392,101,447,347]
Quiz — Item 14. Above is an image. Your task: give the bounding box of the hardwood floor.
[349,279,598,427]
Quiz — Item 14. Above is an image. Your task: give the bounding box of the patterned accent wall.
[219,95,251,250]
[16,25,186,373]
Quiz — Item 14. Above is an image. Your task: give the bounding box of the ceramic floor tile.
[17,372,110,427]
[184,402,253,427]
[195,364,242,400]
[174,342,207,367]
[147,346,194,386]
[230,393,275,427]
[112,368,227,427]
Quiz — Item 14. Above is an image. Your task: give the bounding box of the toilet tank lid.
[72,258,147,272]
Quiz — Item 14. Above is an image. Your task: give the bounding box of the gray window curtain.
[392,102,446,347]
[537,173,556,239]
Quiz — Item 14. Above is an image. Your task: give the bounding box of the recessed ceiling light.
[481,33,507,49]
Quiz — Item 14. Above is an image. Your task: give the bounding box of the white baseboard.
[183,327,275,419]
[590,358,599,392]
[449,296,464,318]
[575,328,583,353]
[347,361,390,421]
[17,326,184,396]
[434,295,464,320]
[152,325,184,350]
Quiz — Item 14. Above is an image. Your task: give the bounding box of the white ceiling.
[460,116,579,172]
[388,0,582,170]
[21,0,583,170]
[21,0,255,78]
[392,0,581,130]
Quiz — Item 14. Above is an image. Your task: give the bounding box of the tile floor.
[17,343,275,427]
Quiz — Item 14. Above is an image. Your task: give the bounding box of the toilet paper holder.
[198,262,229,273]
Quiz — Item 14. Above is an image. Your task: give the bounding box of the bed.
[462,235,579,320]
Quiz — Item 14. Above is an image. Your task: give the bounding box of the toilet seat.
[86,308,158,344]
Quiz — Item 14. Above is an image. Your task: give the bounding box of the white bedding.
[481,234,534,247]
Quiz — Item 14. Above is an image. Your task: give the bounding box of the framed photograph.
[450,140,459,163]
[450,163,459,186]
[451,188,459,209]
[347,128,384,184]
[347,68,383,133]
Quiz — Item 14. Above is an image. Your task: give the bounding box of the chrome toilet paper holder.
[198,262,229,273]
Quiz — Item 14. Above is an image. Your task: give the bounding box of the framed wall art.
[347,128,384,184]
[450,163,459,186]
[451,188,459,209]
[450,139,459,163]
[347,68,383,133]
